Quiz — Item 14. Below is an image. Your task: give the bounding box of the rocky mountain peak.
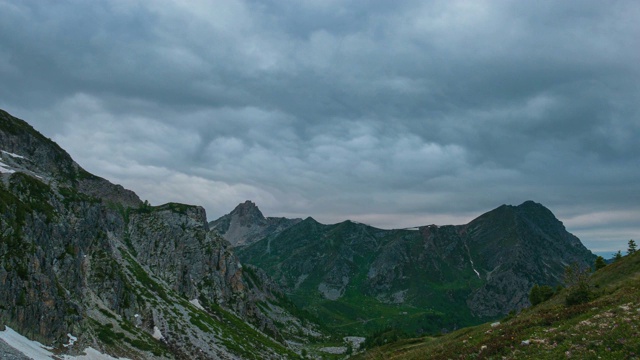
[231,200,266,222]
[209,201,302,247]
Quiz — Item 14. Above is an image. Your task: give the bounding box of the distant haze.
[1,0,638,255]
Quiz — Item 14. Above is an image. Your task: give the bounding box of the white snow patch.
[0,160,15,174]
[0,326,55,359]
[63,333,78,347]
[63,347,132,360]
[1,150,26,159]
[0,326,130,360]
[152,326,164,341]
[190,299,205,310]
[464,242,481,279]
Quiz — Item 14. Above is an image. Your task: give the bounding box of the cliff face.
[0,109,312,359]
[238,202,596,335]
[209,200,301,247]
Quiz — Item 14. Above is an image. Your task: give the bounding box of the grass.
[355,251,640,359]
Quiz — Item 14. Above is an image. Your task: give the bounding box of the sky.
[0,0,638,255]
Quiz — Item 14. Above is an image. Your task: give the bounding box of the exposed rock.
[0,109,314,359]
[209,201,301,247]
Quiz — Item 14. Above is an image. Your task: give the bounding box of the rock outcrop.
[0,109,315,359]
[209,200,301,247]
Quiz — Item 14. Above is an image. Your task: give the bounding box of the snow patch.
[0,326,55,359]
[1,150,26,159]
[152,326,164,341]
[63,347,132,360]
[464,242,481,279]
[64,333,78,347]
[190,299,205,310]
[0,326,132,360]
[0,160,15,174]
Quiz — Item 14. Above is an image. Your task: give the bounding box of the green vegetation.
[356,251,640,359]
[614,250,623,261]
[240,221,488,338]
[120,250,170,302]
[91,319,169,357]
[628,239,637,255]
[563,263,593,306]
[528,284,555,306]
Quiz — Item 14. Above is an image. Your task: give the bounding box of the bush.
[563,263,592,306]
[565,285,592,306]
[529,284,555,306]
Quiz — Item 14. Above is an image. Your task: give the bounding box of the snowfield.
[0,326,131,360]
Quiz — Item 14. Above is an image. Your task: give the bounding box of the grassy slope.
[357,251,640,359]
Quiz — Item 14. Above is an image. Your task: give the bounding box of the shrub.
[529,284,555,306]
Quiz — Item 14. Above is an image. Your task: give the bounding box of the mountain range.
[1,108,599,359]
[230,200,595,336]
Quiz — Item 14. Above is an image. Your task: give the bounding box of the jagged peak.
[230,200,266,220]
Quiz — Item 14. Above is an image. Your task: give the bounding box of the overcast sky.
[1,0,638,255]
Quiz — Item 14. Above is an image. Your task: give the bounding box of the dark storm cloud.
[1,0,639,254]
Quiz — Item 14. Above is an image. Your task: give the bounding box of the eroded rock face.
[127,204,247,310]
[209,200,301,247]
[1,109,314,359]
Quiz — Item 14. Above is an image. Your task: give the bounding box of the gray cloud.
[1,0,639,255]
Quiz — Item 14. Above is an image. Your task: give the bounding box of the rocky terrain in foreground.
[0,109,321,359]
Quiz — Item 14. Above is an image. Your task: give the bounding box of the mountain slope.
[209,200,301,247]
[237,202,596,336]
[0,109,317,359]
[356,250,640,359]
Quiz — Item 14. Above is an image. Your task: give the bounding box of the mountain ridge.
[236,199,596,336]
[209,200,302,247]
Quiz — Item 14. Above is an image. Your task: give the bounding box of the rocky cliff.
[0,109,317,359]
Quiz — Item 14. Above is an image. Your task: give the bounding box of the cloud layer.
[1,0,639,254]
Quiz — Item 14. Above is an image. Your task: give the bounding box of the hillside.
[356,250,640,359]
[237,202,596,336]
[0,109,323,359]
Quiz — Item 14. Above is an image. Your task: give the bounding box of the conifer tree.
[594,256,606,270]
[628,239,637,255]
[614,250,623,261]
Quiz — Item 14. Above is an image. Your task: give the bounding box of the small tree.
[529,284,555,306]
[594,256,607,270]
[564,262,592,306]
[614,250,623,261]
[628,239,637,255]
